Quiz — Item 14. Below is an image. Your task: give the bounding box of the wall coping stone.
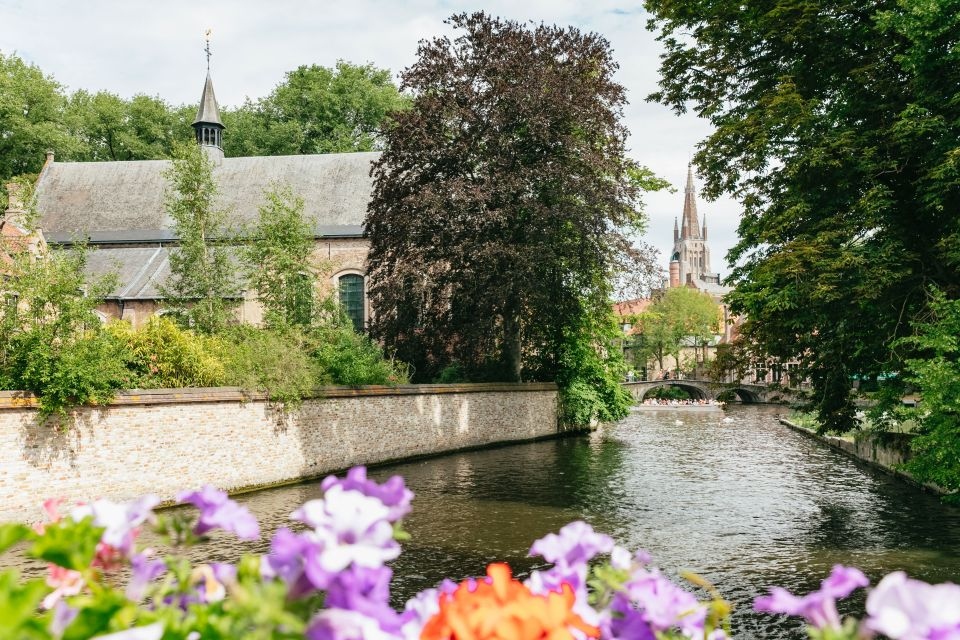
[0,382,558,410]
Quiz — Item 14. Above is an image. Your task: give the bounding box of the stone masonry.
[0,383,558,523]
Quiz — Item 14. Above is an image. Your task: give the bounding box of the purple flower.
[50,601,78,638]
[262,527,317,598]
[324,566,403,634]
[177,485,260,540]
[624,567,706,636]
[865,571,960,639]
[126,551,167,601]
[755,565,869,630]
[292,485,400,573]
[321,467,413,523]
[400,584,454,640]
[529,520,614,568]
[305,608,401,640]
[604,592,656,640]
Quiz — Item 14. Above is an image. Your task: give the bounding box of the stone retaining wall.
[779,418,948,495]
[0,383,559,523]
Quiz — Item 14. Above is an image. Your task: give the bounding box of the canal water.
[227,404,960,637]
[5,405,959,637]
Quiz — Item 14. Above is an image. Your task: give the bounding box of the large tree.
[366,12,661,406]
[223,61,409,157]
[645,0,960,431]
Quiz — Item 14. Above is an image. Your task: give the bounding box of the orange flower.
[420,563,600,640]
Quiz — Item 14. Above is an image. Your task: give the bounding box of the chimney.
[3,182,27,229]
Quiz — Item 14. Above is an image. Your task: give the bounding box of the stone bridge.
[622,379,792,404]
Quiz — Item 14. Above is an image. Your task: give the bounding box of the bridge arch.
[716,388,761,404]
[638,382,710,401]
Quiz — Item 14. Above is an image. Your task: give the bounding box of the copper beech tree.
[366,13,662,407]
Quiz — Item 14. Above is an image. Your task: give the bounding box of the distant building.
[668,165,730,299]
[2,70,374,330]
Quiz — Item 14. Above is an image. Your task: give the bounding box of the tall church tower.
[669,165,716,288]
[192,34,225,164]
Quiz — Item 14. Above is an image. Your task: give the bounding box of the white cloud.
[0,0,740,282]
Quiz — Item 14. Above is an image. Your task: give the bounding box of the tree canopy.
[0,53,405,189]
[645,0,960,431]
[365,12,662,421]
[633,288,720,373]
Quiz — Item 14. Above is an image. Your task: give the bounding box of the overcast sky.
[1,0,741,284]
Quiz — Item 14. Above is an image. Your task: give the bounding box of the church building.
[667,165,728,299]
[3,70,376,330]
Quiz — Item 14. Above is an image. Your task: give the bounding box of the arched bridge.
[622,380,791,404]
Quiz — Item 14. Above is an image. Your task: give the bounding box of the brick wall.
[0,383,558,523]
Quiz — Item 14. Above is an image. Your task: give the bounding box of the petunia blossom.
[177,485,260,540]
[755,565,869,630]
[70,494,160,558]
[865,571,960,640]
[529,521,613,569]
[321,466,413,523]
[305,608,401,640]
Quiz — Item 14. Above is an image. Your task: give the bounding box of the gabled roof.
[34,152,379,237]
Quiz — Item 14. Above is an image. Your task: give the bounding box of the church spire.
[191,30,225,163]
[681,163,701,240]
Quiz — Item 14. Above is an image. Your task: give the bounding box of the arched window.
[337,273,365,332]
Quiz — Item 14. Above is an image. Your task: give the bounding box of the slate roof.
[84,246,171,300]
[34,152,379,237]
[194,73,223,126]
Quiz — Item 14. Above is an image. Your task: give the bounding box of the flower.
[126,551,167,601]
[865,571,960,639]
[90,623,164,640]
[621,567,706,637]
[320,466,413,523]
[50,601,78,638]
[306,608,401,640]
[754,565,869,630]
[177,485,260,540]
[69,494,160,559]
[261,527,317,598]
[420,563,600,640]
[529,521,613,569]
[42,565,84,610]
[292,485,400,577]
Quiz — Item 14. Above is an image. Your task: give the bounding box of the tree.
[241,183,316,328]
[0,52,77,187]
[66,91,191,162]
[223,61,409,157]
[645,0,960,431]
[633,288,720,374]
[161,143,240,334]
[366,12,662,422]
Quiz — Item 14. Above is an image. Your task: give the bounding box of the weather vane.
[204,29,212,72]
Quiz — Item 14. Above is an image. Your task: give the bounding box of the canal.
[5,404,959,637]
[227,404,960,637]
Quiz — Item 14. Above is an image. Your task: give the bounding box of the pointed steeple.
[193,73,223,128]
[681,164,701,240]
[701,213,707,241]
[673,217,679,243]
[191,31,225,163]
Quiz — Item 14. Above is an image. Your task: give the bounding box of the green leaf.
[0,523,35,554]
[29,517,102,571]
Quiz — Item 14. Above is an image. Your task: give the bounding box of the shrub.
[107,317,227,389]
[219,325,324,405]
[308,323,409,386]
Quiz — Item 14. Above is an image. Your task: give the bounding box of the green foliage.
[222,61,409,157]
[434,362,469,384]
[645,0,960,432]
[0,570,49,639]
[557,309,633,427]
[647,386,691,401]
[107,317,227,388]
[0,244,131,418]
[634,288,720,372]
[309,322,409,386]
[875,289,960,497]
[218,325,323,405]
[241,184,317,329]
[0,52,78,182]
[161,142,240,334]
